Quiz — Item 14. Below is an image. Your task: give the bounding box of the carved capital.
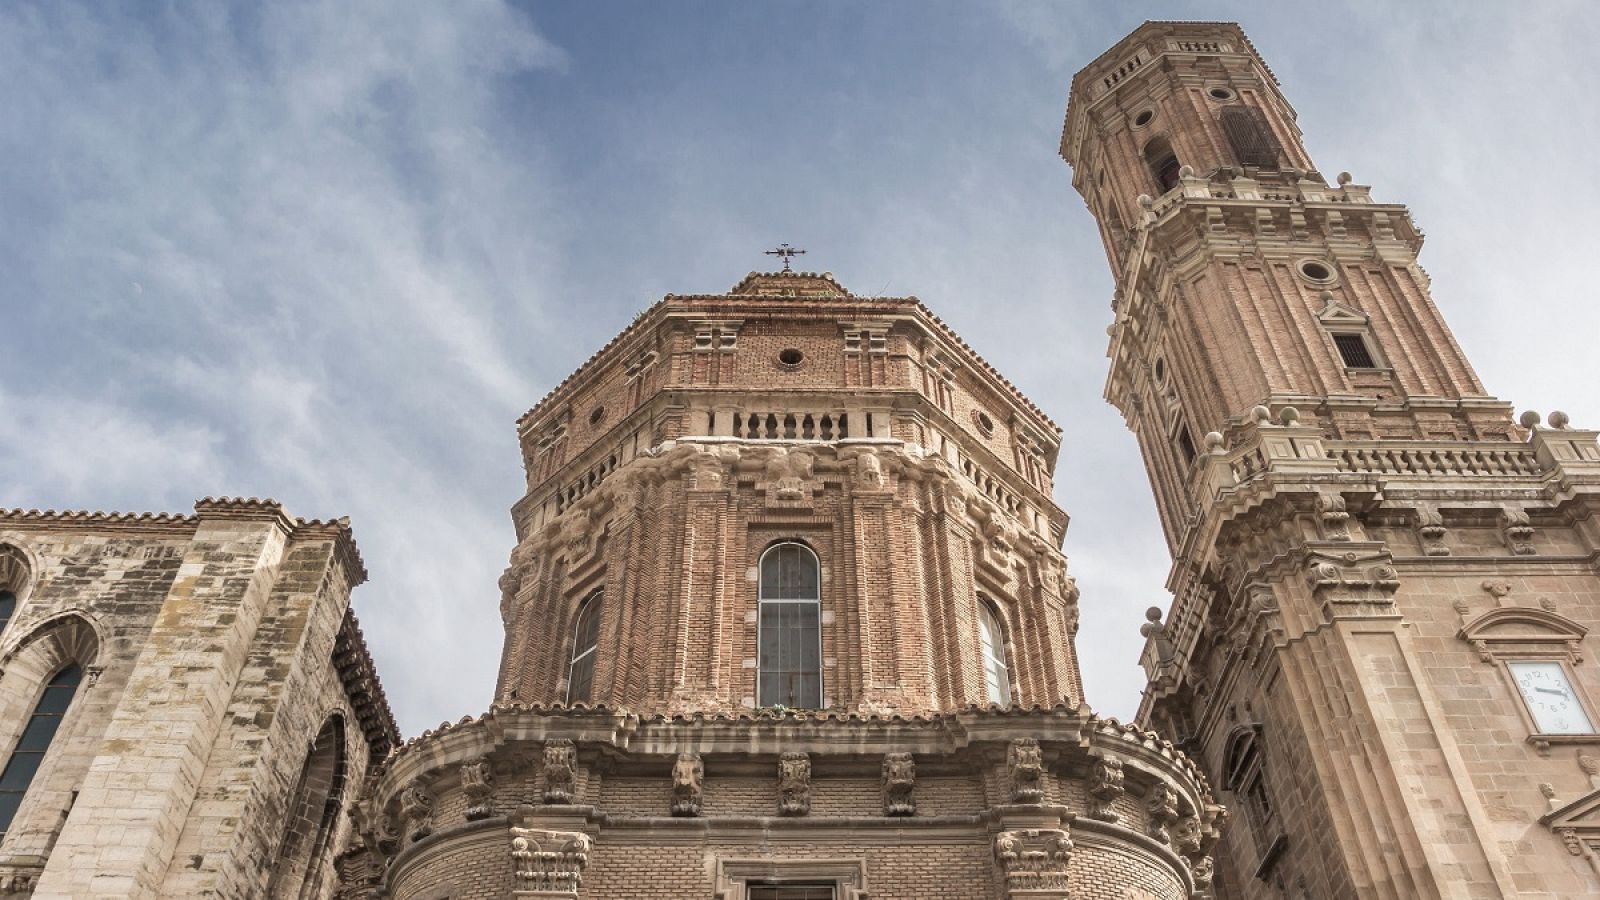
[994,827,1073,897]
[510,826,592,896]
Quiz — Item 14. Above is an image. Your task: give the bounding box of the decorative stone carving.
[1086,755,1124,822]
[761,447,817,505]
[1172,815,1202,857]
[1315,491,1351,541]
[855,449,886,489]
[1559,827,1584,857]
[1303,547,1400,618]
[1503,508,1536,555]
[1580,754,1600,790]
[460,755,495,821]
[882,752,916,816]
[1481,579,1512,600]
[543,739,577,804]
[1146,783,1180,843]
[510,825,592,896]
[994,828,1073,895]
[1009,738,1044,804]
[398,783,434,843]
[778,751,811,816]
[1190,855,1215,894]
[671,752,704,817]
[1416,507,1450,556]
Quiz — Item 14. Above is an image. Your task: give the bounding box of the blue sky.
[2,1,1597,735]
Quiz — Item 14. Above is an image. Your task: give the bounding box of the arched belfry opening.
[1143,136,1181,193]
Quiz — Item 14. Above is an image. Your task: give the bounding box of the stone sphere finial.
[1251,405,1272,426]
[1204,431,1225,453]
[1139,606,1165,638]
[1549,410,1571,429]
[1137,193,1154,209]
[1337,172,1353,186]
[1320,290,1335,305]
[1178,164,1195,179]
[1519,410,1542,429]
[1145,606,1163,623]
[1279,406,1300,426]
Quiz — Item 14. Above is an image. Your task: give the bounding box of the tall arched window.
[566,592,603,704]
[978,600,1012,706]
[1143,136,1181,193]
[758,543,822,709]
[0,663,81,838]
[0,591,15,640]
[266,716,347,899]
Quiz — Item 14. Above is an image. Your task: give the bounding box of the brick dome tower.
[339,269,1219,899]
[1063,21,1600,900]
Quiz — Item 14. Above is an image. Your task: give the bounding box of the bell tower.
[1064,21,1600,900]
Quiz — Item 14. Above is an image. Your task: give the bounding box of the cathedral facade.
[1063,20,1600,900]
[0,17,1595,900]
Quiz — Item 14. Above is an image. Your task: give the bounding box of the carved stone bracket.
[1085,755,1124,822]
[1415,507,1450,557]
[882,752,915,816]
[461,756,495,821]
[1302,544,1400,620]
[510,826,592,897]
[1315,491,1352,542]
[758,447,822,509]
[398,783,434,843]
[1146,783,1180,843]
[671,752,704,817]
[994,827,1073,898]
[778,751,811,816]
[1008,738,1044,804]
[1502,507,1537,556]
[543,740,577,805]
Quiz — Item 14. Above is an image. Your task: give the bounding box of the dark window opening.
[566,592,603,704]
[0,590,14,638]
[0,663,82,838]
[748,886,836,900]
[758,543,822,709]
[1333,334,1377,369]
[1143,137,1182,193]
[1177,428,1198,464]
[1220,106,1282,168]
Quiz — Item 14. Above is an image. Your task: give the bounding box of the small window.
[1208,86,1236,101]
[748,886,835,900]
[1133,109,1154,127]
[0,663,82,838]
[566,592,603,704]
[1298,260,1335,283]
[1177,428,1198,464]
[778,348,805,368]
[974,411,995,437]
[588,406,605,426]
[758,543,823,709]
[1333,333,1377,369]
[978,600,1012,706]
[0,590,15,638]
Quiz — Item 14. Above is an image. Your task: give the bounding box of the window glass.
[0,663,82,837]
[748,885,836,900]
[567,593,603,704]
[979,602,1012,706]
[758,544,822,708]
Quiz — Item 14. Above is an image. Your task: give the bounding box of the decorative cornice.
[335,608,400,765]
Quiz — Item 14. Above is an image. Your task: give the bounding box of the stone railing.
[1327,442,1542,478]
[730,410,854,441]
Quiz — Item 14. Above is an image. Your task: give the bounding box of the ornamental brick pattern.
[1065,20,1600,900]
[341,270,1216,899]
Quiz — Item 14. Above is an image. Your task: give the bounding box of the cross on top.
[764,243,806,272]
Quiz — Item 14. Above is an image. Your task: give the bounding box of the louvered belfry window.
[1333,334,1377,369]
[1220,106,1282,168]
[758,543,823,709]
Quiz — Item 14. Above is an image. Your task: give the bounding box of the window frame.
[1331,332,1380,370]
[565,590,604,705]
[977,598,1012,707]
[714,857,867,900]
[0,662,83,840]
[756,542,824,710]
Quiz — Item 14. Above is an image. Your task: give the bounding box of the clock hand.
[1534,686,1568,697]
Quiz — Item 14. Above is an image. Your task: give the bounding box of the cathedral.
[0,18,1595,900]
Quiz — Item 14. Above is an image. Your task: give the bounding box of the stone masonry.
[1064,20,1600,899]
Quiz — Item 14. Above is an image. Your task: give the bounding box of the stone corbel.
[757,446,822,509]
[994,827,1073,899]
[510,817,592,898]
[1502,507,1537,556]
[1302,544,1400,620]
[1415,506,1450,557]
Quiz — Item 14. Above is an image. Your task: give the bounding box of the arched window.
[266,716,347,899]
[1143,136,1182,193]
[0,663,81,838]
[978,600,1012,706]
[0,591,15,639]
[758,543,822,709]
[566,592,603,704]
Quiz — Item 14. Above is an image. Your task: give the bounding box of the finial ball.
[1279,406,1300,426]
[1337,172,1353,185]
[1178,164,1195,179]
[1251,405,1272,425]
[1137,194,1154,209]
[1204,431,1225,453]
[1549,410,1571,429]
[1145,606,1164,623]
[1519,410,1542,429]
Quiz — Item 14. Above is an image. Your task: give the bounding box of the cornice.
[335,608,401,766]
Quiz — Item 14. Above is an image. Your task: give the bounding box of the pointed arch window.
[566,592,603,705]
[758,543,822,709]
[0,663,81,838]
[978,600,1012,706]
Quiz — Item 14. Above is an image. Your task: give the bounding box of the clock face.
[1510,660,1594,735]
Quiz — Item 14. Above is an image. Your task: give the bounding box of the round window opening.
[588,406,606,426]
[1299,260,1335,283]
[1208,86,1236,101]
[778,348,805,367]
[1133,109,1155,127]
[975,411,996,436]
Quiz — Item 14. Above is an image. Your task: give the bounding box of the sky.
[2,1,1597,737]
